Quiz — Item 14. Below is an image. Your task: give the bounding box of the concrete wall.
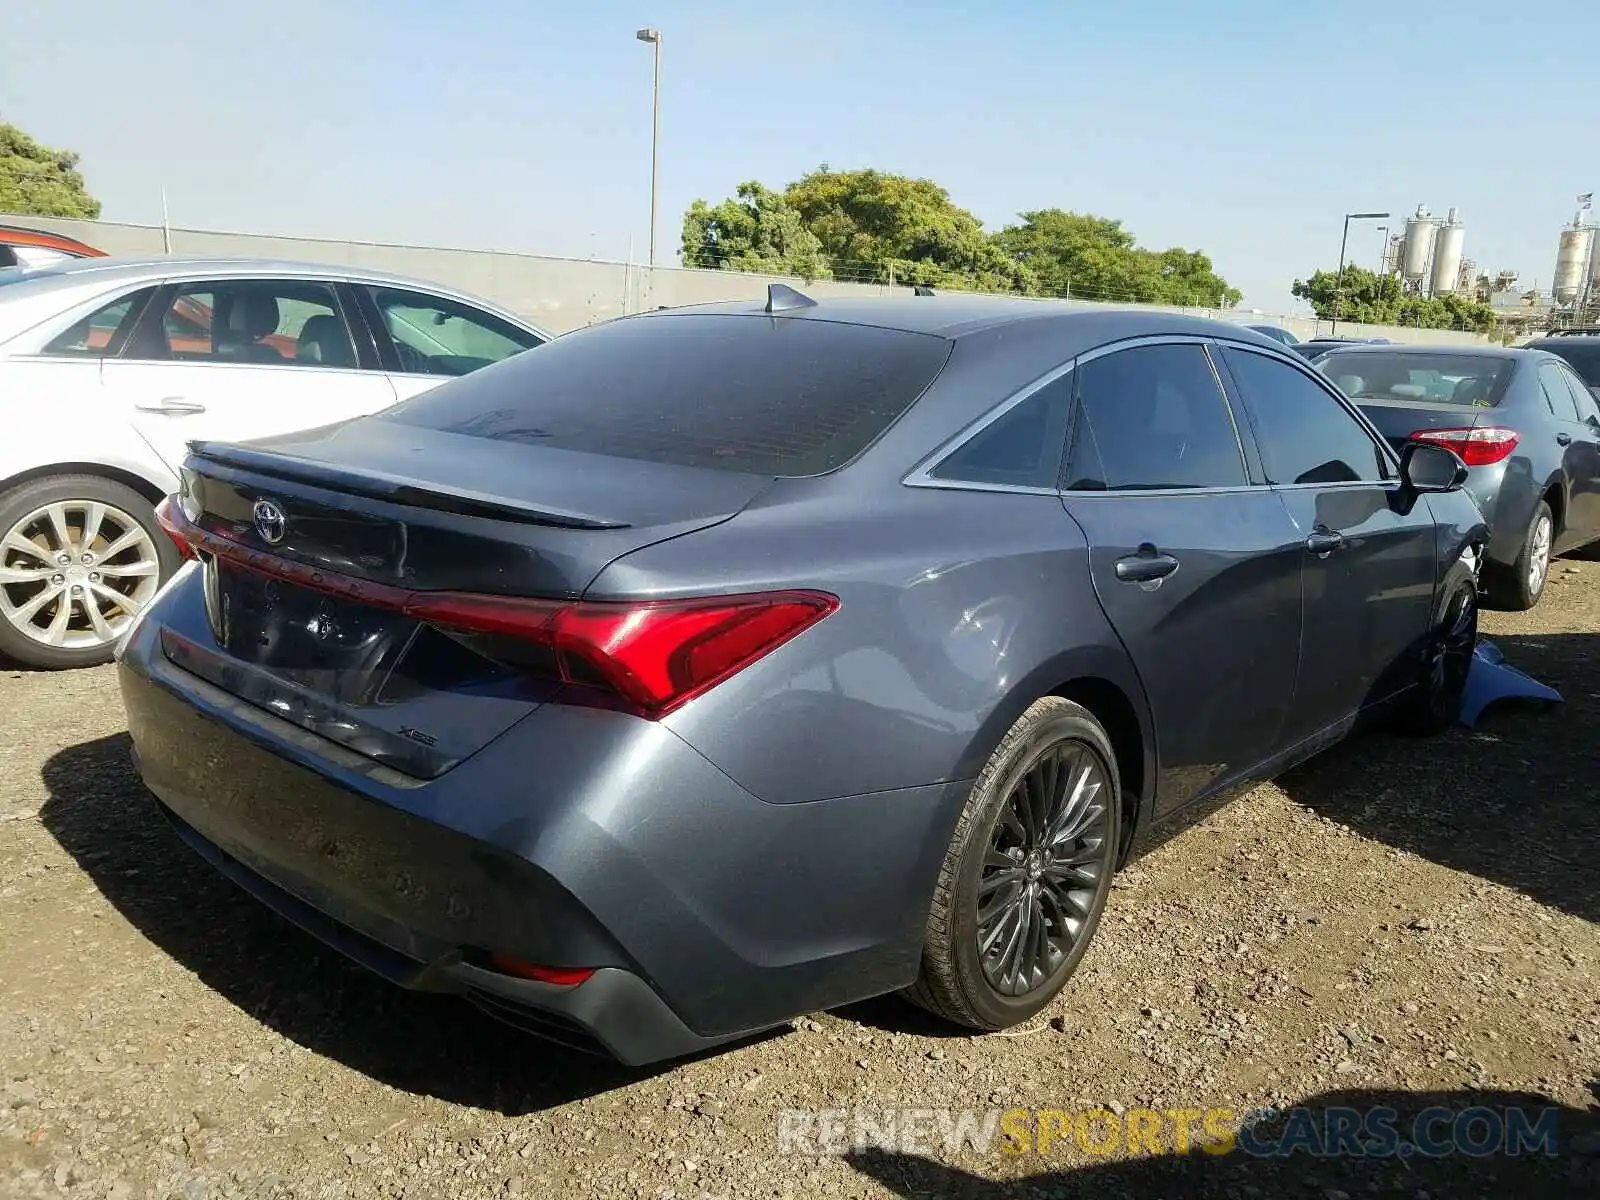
[9,213,1491,346]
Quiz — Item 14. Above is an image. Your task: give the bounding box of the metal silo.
[1553,218,1594,304]
[1430,208,1465,295]
[1401,205,1437,282]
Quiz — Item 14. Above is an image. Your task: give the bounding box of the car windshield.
[1542,342,1600,388]
[1318,351,1512,407]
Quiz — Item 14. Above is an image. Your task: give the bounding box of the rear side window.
[1538,363,1582,420]
[1065,343,1246,490]
[1541,342,1600,388]
[928,373,1073,488]
[42,287,156,357]
[383,314,953,476]
[1223,348,1390,484]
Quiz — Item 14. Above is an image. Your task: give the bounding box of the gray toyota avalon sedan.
[117,294,1485,1064]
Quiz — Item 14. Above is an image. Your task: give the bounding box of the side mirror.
[1400,441,1469,494]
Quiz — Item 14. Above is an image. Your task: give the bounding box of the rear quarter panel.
[593,478,1151,809]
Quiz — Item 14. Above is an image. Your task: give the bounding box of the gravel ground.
[2,564,1598,1200]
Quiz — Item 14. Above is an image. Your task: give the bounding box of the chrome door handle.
[135,397,207,415]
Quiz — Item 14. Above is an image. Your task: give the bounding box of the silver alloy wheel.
[1528,514,1552,596]
[0,500,162,651]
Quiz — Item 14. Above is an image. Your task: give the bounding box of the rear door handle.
[1306,530,1345,557]
[1114,549,1180,583]
[135,397,207,416]
[1556,432,1573,446]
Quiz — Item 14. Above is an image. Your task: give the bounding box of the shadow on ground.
[1277,631,1598,923]
[37,731,777,1115]
[844,1085,1600,1199]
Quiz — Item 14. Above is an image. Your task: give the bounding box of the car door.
[354,284,546,401]
[1061,339,1304,814]
[103,277,397,474]
[1217,344,1437,743]
[1544,361,1600,543]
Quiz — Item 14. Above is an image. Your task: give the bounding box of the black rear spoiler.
[183,440,630,531]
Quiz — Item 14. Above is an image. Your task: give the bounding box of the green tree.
[989,210,1240,306]
[0,122,100,219]
[680,181,831,280]
[1291,266,1496,332]
[780,168,1033,292]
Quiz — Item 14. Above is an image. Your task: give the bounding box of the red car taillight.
[484,955,595,988]
[406,588,838,717]
[153,496,197,560]
[1408,426,1519,467]
[157,501,836,718]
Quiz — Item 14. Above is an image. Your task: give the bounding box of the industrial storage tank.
[1553,220,1594,304]
[1401,205,1437,281]
[1430,208,1465,295]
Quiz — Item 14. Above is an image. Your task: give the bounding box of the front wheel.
[0,474,177,670]
[1391,560,1478,736]
[903,697,1121,1031]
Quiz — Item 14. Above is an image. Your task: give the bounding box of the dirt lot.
[2,565,1597,1200]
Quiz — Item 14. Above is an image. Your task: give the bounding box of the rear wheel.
[904,697,1121,1030]
[0,475,176,670]
[1489,501,1552,611]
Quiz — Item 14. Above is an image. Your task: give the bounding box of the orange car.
[0,223,106,269]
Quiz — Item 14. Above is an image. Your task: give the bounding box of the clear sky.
[4,1,1596,313]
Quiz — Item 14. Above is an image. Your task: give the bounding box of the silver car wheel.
[0,500,162,650]
[1528,514,1551,596]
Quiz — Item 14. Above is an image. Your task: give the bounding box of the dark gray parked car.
[1317,344,1600,610]
[117,298,1485,1065]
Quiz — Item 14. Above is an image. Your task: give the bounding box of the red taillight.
[153,496,196,560]
[484,955,594,988]
[1408,426,1519,467]
[407,589,838,717]
[157,499,837,717]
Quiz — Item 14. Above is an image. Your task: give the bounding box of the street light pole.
[636,28,662,268]
[1331,211,1390,337]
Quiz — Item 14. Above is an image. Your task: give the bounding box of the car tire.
[904,696,1121,1031]
[1490,501,1553,612]
[1390,557,1478,736]
[0,474,177,670]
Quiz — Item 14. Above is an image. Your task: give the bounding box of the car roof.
[638,292,1284,345]
[0,224,102,254]
[0,254,547,337]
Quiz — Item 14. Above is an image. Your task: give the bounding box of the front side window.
[928,373,1074,488]
[368,287,542,378]
[1223,348,1390,485]
[1065,343,1247,490]
[42,287,157,357]
[138,280,357,368]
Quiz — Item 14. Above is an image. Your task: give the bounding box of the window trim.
[1212,339,1402,488]
[903,359,1077,496]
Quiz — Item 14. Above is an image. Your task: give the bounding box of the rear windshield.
[1318,351,1513,407]
[1540,342,1600,388]
[381,313,952,476]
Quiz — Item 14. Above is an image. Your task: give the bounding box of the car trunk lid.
[162,420,777,777]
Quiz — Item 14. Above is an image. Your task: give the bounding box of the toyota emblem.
[252,499,288,545]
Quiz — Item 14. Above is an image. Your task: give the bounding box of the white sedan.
[0,256,550,668]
